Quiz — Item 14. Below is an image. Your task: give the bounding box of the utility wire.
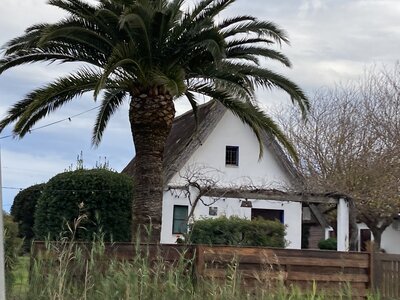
[2,186,131,193]
[2,187,23,190]
[0,105,101,140]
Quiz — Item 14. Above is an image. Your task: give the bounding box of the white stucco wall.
[169,110,292,188]
[357,222,400,254]
[381,222,400,254]
[160,189,302,249]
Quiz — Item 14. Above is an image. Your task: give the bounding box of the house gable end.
[170,108,298,189]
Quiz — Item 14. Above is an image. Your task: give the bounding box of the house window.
[172,205,188,234]
[251,208,284,223]
[209,207,218,216]
[225,146,239,166]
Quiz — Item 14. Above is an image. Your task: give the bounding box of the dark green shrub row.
[34,169,133,242]
[188,216,286,247]
[318,238,337,250]
[11,183,45,252]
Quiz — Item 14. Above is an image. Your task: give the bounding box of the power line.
[2,187,23,191]
[1,186,132,194]
[0,134,14,140]
[0,105,101,140]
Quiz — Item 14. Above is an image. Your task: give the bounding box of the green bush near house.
[189,216,286,247]
[34,169,133,242]
[318,238,337,250]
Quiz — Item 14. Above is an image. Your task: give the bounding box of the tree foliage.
[279,64,400,249]
[34,169,134,241]
[189,216,286,247]
[11,183,45,252]
[0,0,308,155]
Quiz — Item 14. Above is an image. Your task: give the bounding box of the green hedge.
[34,169,133,242]
[188,216,286,247]
[318,238,337,250]
[11,183,45,252]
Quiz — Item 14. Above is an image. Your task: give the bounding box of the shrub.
[188,216,286,247]
[4,213,23,292]
[11,183,45,252]
[34,169,133,242]
[318,238,337,250]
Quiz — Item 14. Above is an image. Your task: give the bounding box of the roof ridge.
[173,99,217,122]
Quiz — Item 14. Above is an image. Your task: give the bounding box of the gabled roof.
[122,100,302,186]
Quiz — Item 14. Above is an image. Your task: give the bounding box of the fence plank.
[197,245,370,297]
[287,271,369,283]
[372,252,400,299]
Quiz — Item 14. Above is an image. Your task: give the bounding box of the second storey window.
[225,146,239,166]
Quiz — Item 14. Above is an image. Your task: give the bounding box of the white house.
[357,219,400,254]
[123,100,350,250]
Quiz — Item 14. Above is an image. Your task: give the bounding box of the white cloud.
[298,0,326,17]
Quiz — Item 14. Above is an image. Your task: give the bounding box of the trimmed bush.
[318,238,337,250]
[11,183,45,252]
[34,169,133,242]
[188,216,286,247]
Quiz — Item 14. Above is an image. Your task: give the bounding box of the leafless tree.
[278,63,400,250]
[168,164,223,221]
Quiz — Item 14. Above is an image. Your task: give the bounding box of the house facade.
[357,220,400,254]
[123,100,350,250]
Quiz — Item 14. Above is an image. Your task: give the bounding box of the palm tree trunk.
[129,88,175,243]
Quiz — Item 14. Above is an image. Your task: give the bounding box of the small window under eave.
[225,146,239,166]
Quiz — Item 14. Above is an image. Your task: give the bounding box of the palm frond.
[195,0,235,21]
[217,15,256,29]
[184,91,199,131]
[184,0,213,22]
[92,89,127,145]
[226,46,291,67]
[38,24,114,50]
[0,53,76,75]
[188,68,255,103]
[11,69,102,136]
[221,20,289,45]
[220,62,309,115]
[48,0,97,17]
[226,37,274,48]
[93,42,144,97]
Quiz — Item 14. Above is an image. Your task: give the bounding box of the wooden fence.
[372,252,400,299]
[32,242,400,298]
[195,245,370,298]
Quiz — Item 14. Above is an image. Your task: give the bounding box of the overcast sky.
[1,0,399,212]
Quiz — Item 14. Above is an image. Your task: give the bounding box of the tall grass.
[9,218,381,299]
[11,243,381,300]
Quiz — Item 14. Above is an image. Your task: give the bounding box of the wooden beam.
[167,186,338,204]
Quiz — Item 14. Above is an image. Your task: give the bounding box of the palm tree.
[0,0,309,242]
